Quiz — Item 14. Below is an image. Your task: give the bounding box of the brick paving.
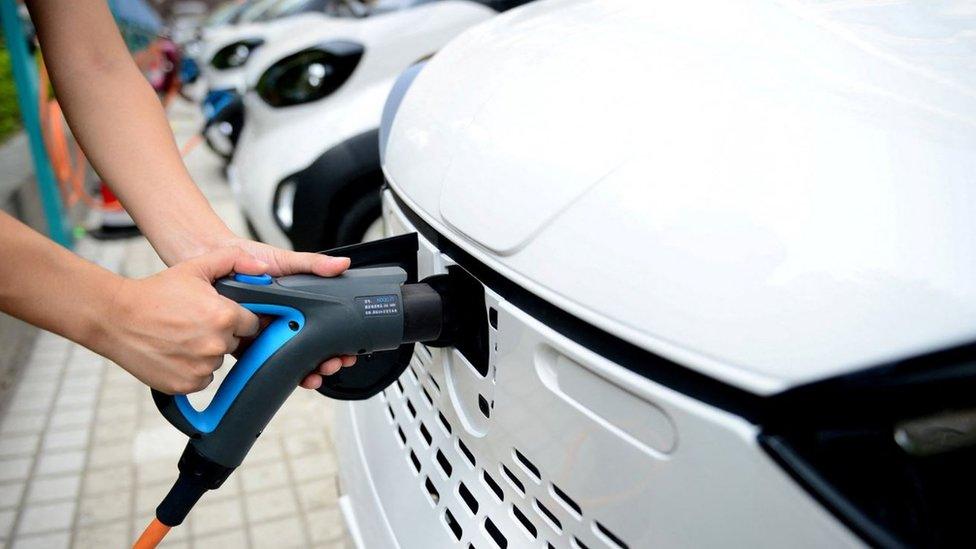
[0,99,351,548]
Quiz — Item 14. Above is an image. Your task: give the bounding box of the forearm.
[0,213,120,349]
[48,64,233,262]
[26,0,234,264]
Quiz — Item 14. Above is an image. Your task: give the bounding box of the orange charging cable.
[133,518,171,549]
[179,132,204,157]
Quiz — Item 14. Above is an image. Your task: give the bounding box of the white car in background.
[335,0,976,548]
[228,0,510,250]
[197,0,333,122]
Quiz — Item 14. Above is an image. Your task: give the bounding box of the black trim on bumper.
[390,185,976,420]
[387,185,976,548]
[388,187,768,422]
[278,129,382,251]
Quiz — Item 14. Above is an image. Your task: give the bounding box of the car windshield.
[234,0,282,23]
[205,0,247,26]
[326,0,433,17]
[256,0,332,20]
[219,0,436,25]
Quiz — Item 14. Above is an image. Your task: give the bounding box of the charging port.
[422,266,489,376]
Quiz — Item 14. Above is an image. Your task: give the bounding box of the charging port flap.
[313,234,420,400]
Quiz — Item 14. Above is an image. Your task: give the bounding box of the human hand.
[97,245,355,394]
[220,237,350,278]
[94,246,264,394]
[214,237,358,390]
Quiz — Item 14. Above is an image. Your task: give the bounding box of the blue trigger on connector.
[174,303,304,434]
[234,273,273,285]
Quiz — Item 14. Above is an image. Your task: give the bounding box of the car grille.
[339,189,864,548]
[380,344,630,549]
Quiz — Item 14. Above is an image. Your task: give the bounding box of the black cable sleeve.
[155,444,235,527]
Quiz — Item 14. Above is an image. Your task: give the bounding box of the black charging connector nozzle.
[401,282,445,343]
[155,444,234,527]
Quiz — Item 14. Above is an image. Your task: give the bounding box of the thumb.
[183,246,268,282]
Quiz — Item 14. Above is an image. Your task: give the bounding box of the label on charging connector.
[357,295,399,318]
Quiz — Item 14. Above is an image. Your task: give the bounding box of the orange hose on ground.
[179,132,204,157]
[133,518,170,549]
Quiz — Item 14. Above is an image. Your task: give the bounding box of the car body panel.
[382,0,976,394]
[231,77,393,249]
[333,190,862,548]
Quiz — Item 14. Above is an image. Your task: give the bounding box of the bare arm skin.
[1,0,356,391]
[27,0,229,263]
[0,213,262,393]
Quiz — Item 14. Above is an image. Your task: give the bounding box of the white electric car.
[228,0,503,251]
[334,1,976,548]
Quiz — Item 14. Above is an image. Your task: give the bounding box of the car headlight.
[274,179,297,230]
[379,61,426,164]
[760,345,976,547]
[255,41,363,108]
[211,38,264,69]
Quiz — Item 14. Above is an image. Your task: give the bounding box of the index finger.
[271,249,350,277]
[229,300,260,338]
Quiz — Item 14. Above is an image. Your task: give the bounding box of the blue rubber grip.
[174,303,305,434]
[233,273,272,285]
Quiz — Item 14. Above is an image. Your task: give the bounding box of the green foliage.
[0,46,21,142]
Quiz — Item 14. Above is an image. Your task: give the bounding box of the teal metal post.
[0,0,72,247]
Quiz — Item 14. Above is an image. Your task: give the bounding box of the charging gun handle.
[151,269,408,467]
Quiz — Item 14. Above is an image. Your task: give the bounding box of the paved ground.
[0,99,351,548]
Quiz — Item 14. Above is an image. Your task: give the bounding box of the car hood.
[383,0,976,394]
